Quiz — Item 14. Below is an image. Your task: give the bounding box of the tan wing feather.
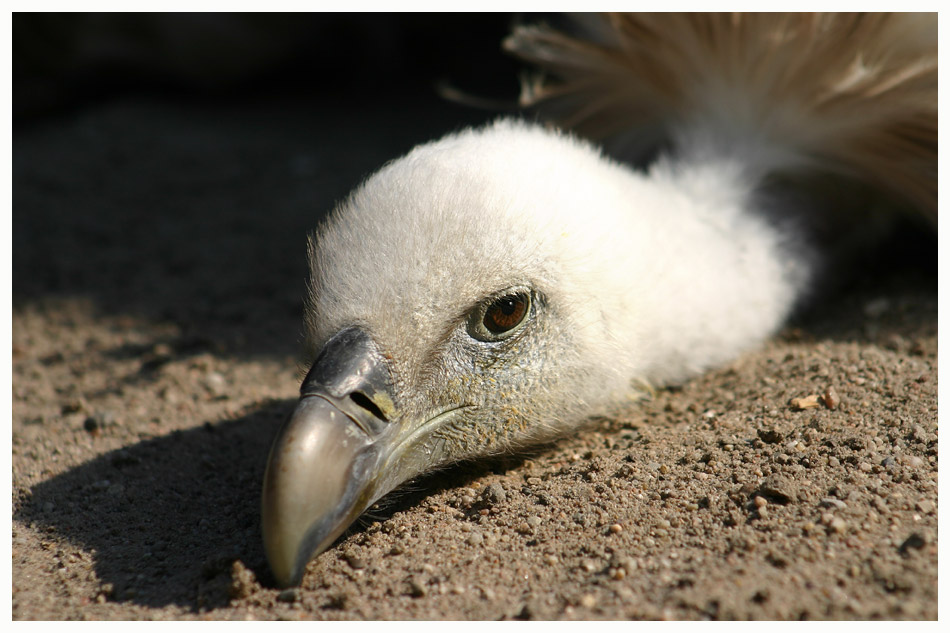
[505,13,937,224]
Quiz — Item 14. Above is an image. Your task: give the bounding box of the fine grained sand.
[12,93,937,620]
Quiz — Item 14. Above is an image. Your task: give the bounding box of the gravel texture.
[12,91,937,620]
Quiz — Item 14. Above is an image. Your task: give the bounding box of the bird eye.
[468,290,532,342]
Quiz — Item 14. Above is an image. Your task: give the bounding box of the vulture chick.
[261,13,936,587]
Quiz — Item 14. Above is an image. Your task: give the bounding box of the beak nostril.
[350,391,388,422]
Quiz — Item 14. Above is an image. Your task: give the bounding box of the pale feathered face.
[305,121,643,452]
[262,120,640,586]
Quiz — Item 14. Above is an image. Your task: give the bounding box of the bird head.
[261,120,645,586]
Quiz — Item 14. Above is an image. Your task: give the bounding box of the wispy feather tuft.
[505,13,937,224]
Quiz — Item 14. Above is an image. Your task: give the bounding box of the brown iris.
[483,293,529,335]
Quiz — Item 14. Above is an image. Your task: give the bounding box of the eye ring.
[467,289,532,342]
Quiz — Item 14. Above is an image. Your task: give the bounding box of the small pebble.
[277,588,297,603]
[609,523,623,534]
[905,455,924,468]
[62,400,85,414]
[482,483,507,506]
[915,500,934,514]
[820,498,847,510]
[899,532,927,554]
[790,395,821,410]
[408,577,427,597]
[343,552,366,569]
[579,594,598,608]
[821,386,840,409]
[83,417,100,435]
[204,372,228,397]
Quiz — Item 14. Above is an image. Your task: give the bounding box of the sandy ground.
[12,91,937,620]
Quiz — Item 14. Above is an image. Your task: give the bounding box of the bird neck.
[621,150,817,386]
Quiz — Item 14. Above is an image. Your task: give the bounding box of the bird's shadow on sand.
[15,398,532,611]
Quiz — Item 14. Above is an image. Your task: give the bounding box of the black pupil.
[484,295,527,333]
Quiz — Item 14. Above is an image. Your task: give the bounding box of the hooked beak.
[261,327,397,587]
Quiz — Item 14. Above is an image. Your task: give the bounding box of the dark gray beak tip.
[261,327,395,587]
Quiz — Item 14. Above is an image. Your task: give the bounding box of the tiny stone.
[609,523,623,534]
[609,567,626,580]
[821,386,840,409]
[905,455,924,468]
[580,594,598,608]
[829,517,847,534]
[758,474,797,504]
[343,552,366,569]
[790,395,821,410]
[753,496,767,508]
[898,532,927,554]
[466,533,484,547]
[915,499,934,514]
[408,577,427,597]
[820,498,847,510]
[482,483,507,506]
[62,400,85,414]
[204,372,228,396]
[277,588,297,603]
